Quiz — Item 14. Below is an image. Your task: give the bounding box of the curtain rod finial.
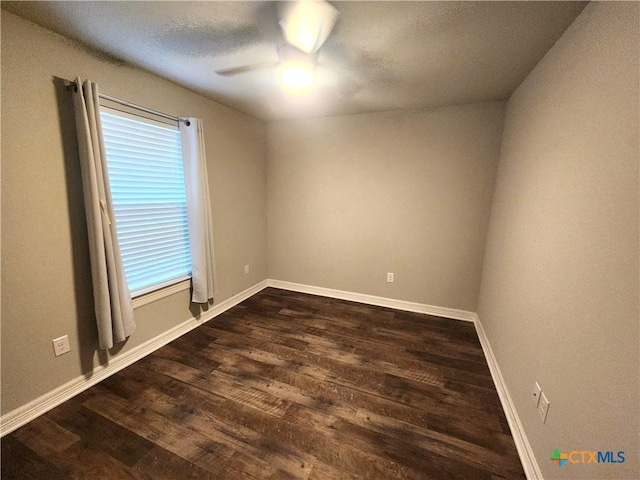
[63,79,78,92]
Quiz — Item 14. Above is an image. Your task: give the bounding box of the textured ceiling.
[2,1,587,121]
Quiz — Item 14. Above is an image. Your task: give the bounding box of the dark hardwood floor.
[1,288,525,479]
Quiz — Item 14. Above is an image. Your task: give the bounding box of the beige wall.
[267,103,505,312]
[1,12,268,414]
[477,3,639,479]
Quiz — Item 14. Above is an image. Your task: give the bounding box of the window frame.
[99,103,193,301]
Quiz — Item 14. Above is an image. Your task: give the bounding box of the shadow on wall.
[52,76,127,375]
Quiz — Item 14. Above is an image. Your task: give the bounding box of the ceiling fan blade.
[279,1,339,54]
[215,62,279,77]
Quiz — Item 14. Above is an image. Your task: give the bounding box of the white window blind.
[100,107,191,296]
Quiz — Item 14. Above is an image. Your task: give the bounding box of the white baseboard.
[0,280,268,437]
[473,314,542,480]
[267,279,476,322]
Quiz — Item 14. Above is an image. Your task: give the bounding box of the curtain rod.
[64,79,190,126]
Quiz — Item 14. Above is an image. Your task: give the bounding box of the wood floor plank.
[46,439,152,480]
[44,401,155,468]
[132,445,220,480]
[11,414,80,456]
[0,435,71,480]
[131,387,316,479]
[1,288,525,479]
[82,390,235,475]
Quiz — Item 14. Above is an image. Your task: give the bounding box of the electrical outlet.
[387,272,394,283]
[244,264,250,275]
[531,382,542,407]
[52,335,71,357]
[538,392,550,423]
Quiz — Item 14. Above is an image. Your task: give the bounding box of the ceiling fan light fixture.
[281,13,318,54]
[280,59,316,92]
[279,1,339,54]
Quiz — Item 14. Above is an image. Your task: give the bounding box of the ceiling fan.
[215,0,339,90]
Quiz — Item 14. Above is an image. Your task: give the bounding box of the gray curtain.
[180,118,217,303]
[72,77,135,349]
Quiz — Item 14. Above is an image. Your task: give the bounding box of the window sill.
[132,279,191,309]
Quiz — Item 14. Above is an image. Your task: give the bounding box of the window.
[100,106,191,296]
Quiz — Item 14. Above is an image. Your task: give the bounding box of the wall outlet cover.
[531,382,542,407]
[538,392,550,423]
[52,335,71,357]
